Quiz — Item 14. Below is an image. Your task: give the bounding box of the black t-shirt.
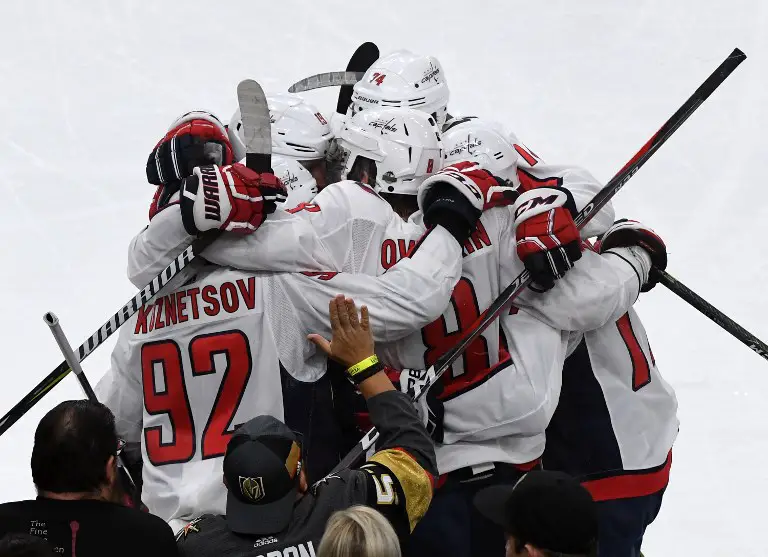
[0,497,178,557]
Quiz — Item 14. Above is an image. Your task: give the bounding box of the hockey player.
[543,221,678,557]
[228,92,332,187]
[126,108,659,556]
[348,49,451,129]
[272,155,319,208]
[99,117,515,532]
[176,297,437,556]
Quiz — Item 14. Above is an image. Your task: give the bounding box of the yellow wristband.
[347,355,379,377]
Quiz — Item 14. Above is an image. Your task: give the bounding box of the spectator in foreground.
[0,533,55,556]
[0,400,178,557]
[318,505,401,557]
[176,295,436,557]
[474,470,598,557]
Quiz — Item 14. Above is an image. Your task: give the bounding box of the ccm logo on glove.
[513,189,569,221]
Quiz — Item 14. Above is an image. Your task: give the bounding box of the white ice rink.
[1,1,766,554]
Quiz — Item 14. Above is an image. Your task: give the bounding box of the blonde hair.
[318,505,402,557]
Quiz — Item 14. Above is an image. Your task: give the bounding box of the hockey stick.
[336,42,379,115]
[0,81,273,438]
[288,71,366,94]
[43,312,140,505]
[653,268,768,361]
[329,48,747,475]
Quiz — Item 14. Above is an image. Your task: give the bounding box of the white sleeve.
[514,247,651,332]
[126,181,393,287]
[285,225,462,343]
[95,325,143,443]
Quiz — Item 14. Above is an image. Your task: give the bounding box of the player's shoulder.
[317,180,394,221]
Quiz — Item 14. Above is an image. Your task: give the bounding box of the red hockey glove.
[513,187,582,290]
[179,163,287,235]
[418,160,518,213]
[598,219,667,291]
[146,111,235,185]
[418,161,518,244]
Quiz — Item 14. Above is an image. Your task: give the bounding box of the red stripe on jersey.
[581,451,672,501]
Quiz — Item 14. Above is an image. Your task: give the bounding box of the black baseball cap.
[474,470,598,554]
[223,416,303,536]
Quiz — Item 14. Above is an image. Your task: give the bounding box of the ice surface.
[0,1,766,554]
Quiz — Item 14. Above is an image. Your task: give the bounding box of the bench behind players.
[176,297,435,556]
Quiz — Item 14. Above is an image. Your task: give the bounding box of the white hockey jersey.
[544,307,678,500]
[125,160,644,475]
[97,225,462,531]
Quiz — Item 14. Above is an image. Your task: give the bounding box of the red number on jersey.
[514,144,540,166]
[140,330,253,465]
[286,202,321,214]
[422,278,491,400]
[142,340,195,465]
[189,331,252,459]
[616,313,652,391]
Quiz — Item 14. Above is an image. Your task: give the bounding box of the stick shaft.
[655,269,768,361]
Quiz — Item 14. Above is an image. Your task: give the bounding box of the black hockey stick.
[336,42,379,115]
[653,268,768,361]
[329,48,747,475]
[0,80,273,438]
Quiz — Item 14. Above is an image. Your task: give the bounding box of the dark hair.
[31,400,118,494]
[0,533,55,556]
[348,156,378,186]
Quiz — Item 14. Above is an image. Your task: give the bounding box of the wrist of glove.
[421,184,479,244]
[146,112,234,186]
[598,219,667,292]
[513,186,582,290]
[179,163,286,235]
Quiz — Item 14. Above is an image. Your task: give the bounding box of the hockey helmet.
[326,107,443,196]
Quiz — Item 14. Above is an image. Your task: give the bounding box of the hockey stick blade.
[654,268,768,362]
[329,47,746,475]
[288,72,366,94]
[238,79,272,171]
[0,81,273,437]
[336,42,379,115]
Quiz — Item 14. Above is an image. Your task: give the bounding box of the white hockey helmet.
[271,155,319,208]
[349,50,450,129]
[228,92,333,163]
[326,107,443,196]
[442,116,521,185]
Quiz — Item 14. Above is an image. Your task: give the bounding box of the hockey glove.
[598,219,667,291]
[418,161,518,244]
[146,111,235,185]
[513,187,582,290]
[396,368,445,444]
[179,163,287,235]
